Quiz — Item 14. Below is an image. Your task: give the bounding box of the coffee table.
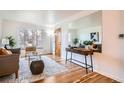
[28,52,52,62]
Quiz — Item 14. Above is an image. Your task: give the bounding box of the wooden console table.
[66,48,93,74]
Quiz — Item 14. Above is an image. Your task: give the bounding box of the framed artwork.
[90,32,99,42]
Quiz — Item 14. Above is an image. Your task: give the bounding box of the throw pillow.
[1,48,12,55]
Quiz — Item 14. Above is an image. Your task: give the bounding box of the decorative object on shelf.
[83,40,93,49]
[73,38,79,47]
[1,38,9,49]
[6,35,16,48]
[93,44,102,53]
[90,32,99,42]
[68,45,71,48]
[83,40,93,45]
[78,40,84,48]
[30,60,44,75]
[79,43,85,48]
[68,45,73,49]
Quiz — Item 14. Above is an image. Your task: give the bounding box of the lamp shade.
[2,39,9,45]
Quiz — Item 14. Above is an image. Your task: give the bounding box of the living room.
[0,10,124,83]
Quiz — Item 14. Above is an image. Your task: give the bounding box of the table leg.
[39,55,42,60]
[85,55,88,74]
[90,55,93,72]
[71,52,72,62]
[28,55,30,67]
[66,51,68,63]
[28,55,30,62]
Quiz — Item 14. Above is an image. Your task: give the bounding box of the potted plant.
[83,40,93,49]
[73,38,79,47]
[6,35,16,48]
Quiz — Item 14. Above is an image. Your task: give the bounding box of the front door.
[55,28,61,57]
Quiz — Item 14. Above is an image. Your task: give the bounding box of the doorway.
[55,28,61,57]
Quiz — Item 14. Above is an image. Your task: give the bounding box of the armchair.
[0,54,19,78]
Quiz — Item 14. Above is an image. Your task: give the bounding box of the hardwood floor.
[35,55,119,83]
[75,72,119,83]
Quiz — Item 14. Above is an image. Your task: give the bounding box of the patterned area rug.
[0,56,67,83]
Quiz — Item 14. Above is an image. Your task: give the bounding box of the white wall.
[1,19,52,53]
[60,11,124,82]
[2,20,20,44]
[68,11,102,45]
[96,10,124,82]
[0,19,2,47]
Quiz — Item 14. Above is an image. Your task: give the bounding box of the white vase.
[85,45,90,49]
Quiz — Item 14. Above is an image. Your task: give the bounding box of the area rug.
[0,56,67,83]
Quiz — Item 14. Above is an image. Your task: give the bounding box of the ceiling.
[0,10,82,27]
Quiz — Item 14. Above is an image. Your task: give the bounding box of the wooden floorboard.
[35,55,119,83]
[75,72,119,83]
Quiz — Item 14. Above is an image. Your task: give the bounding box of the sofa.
[0,48,19,78]
[6,48,21,54]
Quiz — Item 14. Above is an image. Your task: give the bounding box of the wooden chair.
[25,47,37,58]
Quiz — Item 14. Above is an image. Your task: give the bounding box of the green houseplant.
[83,40,93,49]
[6,35,16,48]
[73,38,79,47]
[83,40,93,45]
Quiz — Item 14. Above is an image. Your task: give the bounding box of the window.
[19,29,44,49]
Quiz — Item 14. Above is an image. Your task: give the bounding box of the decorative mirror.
[67,11,102,52]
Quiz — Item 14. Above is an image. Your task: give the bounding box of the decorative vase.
[30,60,44,75]
[85,45,90,49]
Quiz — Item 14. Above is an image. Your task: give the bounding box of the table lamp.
[2,38,9,49]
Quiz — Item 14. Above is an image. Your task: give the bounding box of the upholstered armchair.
[0,54,19,78]
[0,48,20,78]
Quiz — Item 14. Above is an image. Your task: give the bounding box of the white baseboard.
[94,69,123,82]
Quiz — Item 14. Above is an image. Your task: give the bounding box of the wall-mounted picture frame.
[90,32,99,42]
